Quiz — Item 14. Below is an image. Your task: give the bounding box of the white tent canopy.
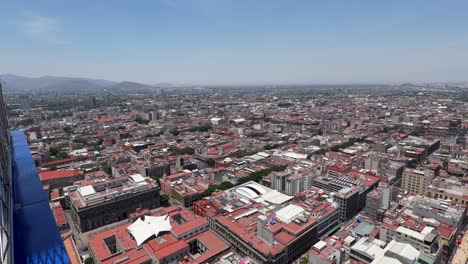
[127,215,172,246]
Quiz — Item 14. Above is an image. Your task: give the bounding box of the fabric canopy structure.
[127,215,172,246]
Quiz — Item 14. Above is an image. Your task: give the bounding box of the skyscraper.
[0,82,70,263]
[0,83,12,264]
[19,95,32,110]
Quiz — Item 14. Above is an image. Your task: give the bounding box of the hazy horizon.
[2,0,468,85]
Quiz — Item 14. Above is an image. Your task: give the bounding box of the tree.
[313,149,327,156]
[63,126,73,134]
[18,118,34,126]
[73,137,87,144]
[84,257,95,264]
[57,152,69,159]
[171,129,181,136]
[102,163,112,176]
[160,194,170,202]
[96,137,103,146]
[49,147,59,157]
[170,147,195,155]
[188,124,213,132]
[264,144,280,150]
[299,256,308,264]
[238,166,286,185]
[135,116,149,124]
[234,149,256,158]
[202,181,234,197]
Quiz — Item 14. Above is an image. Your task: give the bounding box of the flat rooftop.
[69,173,158,209]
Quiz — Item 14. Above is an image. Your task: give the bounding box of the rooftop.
[39,169,82,181]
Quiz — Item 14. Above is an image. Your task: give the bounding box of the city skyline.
[2,0,468,85]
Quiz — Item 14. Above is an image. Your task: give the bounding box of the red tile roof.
[153,240,188,259]
[189,230,229,263]
[39,169,82,181]
[274,231,295,245]
[171,217,208,237]
[52,203,67,226]
[42,157,75,167]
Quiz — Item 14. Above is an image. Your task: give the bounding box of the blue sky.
[1,0,468,84]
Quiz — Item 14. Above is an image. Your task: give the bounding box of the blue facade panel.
[10,130,70,264]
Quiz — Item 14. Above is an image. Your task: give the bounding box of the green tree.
[264,144,280,150]
[49,147,59,157]
[102,163,112,175]
[84,257,95,264]
[63,126,73,134]
[135,116,149,124]
[171,147,195,155]
[57,152,69,159]
[96,137,103,146]
[73,137,87,144]
[171,129,181,136]
[299,256,308,264]
[238,166,286,185]
[18,118,34,126]
[234,149,256,158]
[160,194,170,202]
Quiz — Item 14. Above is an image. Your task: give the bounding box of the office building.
[19,95,32,110]
[401,168,434,195]
[312,171,380,221]
[0,83,12,263]
[68,173,161,232]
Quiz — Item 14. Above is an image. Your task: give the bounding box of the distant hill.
[0,74,163,94]
[399,82,418,87]
[0,74,117,93]
[105,81,158,93]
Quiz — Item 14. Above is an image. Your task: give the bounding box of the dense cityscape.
[2,1,468,263]
[0,79,467,264]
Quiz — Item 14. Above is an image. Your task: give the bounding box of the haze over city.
[1,2,468,264]
[2,0,468,84]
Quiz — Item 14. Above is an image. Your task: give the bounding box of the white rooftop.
[78,185,96,197]
[127,215,172,246]
[275,204,305,224]
[282,152,307,160]
[261,190,293,204]
[313,240,327,251]
[130,174,145,183]
[234,181,293,205]
[370,240,419,264]
[351,237,386,261]
[396,226,426,241]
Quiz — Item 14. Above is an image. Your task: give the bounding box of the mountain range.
[0,74,171,94]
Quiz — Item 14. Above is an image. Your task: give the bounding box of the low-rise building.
[69,173,160,232]
[87,206,230,264]
[193,181,339,264]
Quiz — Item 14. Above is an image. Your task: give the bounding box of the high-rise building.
[19,95,32,110]
[0,83,12,264]
[0,82,69,263]
[104,92,112,105]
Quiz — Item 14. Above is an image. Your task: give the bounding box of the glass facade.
[0,83,11,264]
